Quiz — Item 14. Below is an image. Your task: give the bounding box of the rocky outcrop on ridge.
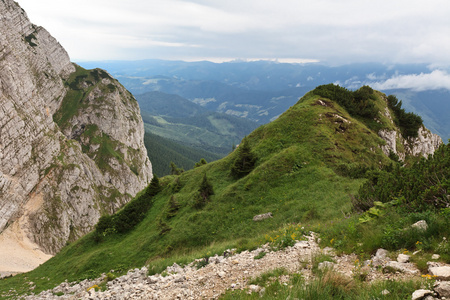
[378,99,442,160]
[0,0,152,265]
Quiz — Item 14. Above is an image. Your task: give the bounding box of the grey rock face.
[0,0,152,255]
[378,96,442,160]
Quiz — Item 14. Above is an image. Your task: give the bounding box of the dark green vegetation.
[387,95,423,138]
[143,131,222,177]
[0,85,446,298]
[137,91,258,176]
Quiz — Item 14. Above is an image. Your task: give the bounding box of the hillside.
[0,85,444,298]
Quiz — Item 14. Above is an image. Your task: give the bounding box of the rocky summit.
[0,0,152,273]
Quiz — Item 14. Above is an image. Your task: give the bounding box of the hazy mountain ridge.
[0,0,151,270]
[80,60,450,141]
[137,91,258,156]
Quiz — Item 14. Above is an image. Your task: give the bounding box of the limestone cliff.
[0,0,152,259]
[377,98,442,161]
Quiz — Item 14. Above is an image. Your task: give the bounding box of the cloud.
[370,70,450,91]
[16,0,450,64]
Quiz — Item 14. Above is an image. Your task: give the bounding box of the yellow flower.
[330,238,334,244]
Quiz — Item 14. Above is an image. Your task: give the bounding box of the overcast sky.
[17,0,450,66]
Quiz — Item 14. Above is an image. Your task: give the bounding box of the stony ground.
[12,232,449,300]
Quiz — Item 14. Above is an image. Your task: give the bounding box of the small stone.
[217,271,226,278]
[397,254,410,263]
[249,285,261,293]
[412,289,433,300]
[318,261,334,270]
[381,289,390,295]
[431,254,440,260]
[411,220,428,231]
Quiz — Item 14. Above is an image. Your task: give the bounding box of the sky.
[17,0,450,66]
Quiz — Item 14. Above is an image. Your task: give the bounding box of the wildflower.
[330,238,334,244]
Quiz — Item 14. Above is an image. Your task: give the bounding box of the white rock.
[434,281,450,298]
[429,266,450,280]
[411,220,428,231]
[431,254,440,260]
[412,289,433,300]
[397,254,410,263]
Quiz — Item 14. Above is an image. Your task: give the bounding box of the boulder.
[429,266,450,280]
[434,281,450,298]
[411,289,433,300]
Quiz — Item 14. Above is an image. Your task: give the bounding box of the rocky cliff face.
[0,0,152,257]
[378,98,442,161]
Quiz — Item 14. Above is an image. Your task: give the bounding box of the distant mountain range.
[80,60,450,141]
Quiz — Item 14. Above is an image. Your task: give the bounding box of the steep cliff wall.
[0,0,152,262]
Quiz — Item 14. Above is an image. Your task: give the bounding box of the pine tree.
[230,138,256,178]
[146,175,161,198]
[194,173,214,209]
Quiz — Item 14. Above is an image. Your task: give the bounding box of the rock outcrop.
[378,97,442,160]
[0,0,152,266]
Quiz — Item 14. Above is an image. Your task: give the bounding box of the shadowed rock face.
[0,0,152,255]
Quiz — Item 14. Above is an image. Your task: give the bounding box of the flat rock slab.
[429,266,450,280]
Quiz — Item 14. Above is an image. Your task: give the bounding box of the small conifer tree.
[194,173,214,209]
[230,138,256,178]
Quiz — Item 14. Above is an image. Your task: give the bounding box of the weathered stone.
[429,266,450,280]
[384,261,420,275]
[412,289,433,300]
[318,261,334,270]
[411,220,428,231]
[431,254,440,260]
[253,212,273,221]
[372,248,390,266]
[397,254,410,263]
[434,281,450,298]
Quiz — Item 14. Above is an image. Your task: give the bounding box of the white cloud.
[16,0,450,63]
[370,70,450,91]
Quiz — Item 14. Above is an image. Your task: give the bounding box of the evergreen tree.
[146,175,162,197]
[194,173,214,209]
[230,138,256,178]
[170,162,184,175]
[194,158,207,168]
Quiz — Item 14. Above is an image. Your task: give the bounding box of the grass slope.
[0,88,409,297]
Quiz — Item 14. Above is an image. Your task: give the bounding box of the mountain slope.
[5,85,442,294]
[0,0,152,274]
